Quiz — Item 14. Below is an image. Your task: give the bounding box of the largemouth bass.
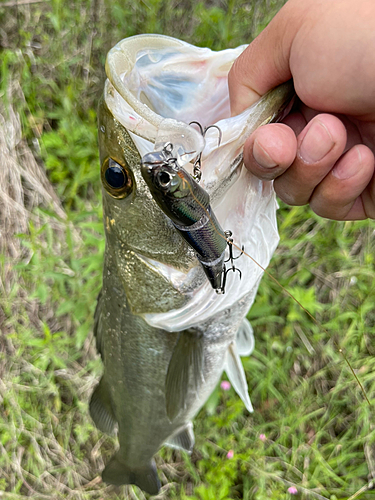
[91,34,294,495]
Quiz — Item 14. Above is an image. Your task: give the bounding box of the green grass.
[1,0,375,499]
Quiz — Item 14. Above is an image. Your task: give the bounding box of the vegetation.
[1,0,375,499]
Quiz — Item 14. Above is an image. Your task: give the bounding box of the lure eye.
[101,158,133,199]
[157,170,172,188]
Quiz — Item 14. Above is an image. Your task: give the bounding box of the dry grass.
[2,0,375,498]
[0,83,64,253]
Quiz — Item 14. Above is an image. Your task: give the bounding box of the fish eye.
[105,162,126,188]
[157,170,172,188]
[101,158,133,199]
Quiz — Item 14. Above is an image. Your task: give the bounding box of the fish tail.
[102,453,160,495]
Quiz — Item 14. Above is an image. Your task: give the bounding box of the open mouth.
[102,35,285,331]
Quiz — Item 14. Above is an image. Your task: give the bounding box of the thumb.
[228,1,299,116]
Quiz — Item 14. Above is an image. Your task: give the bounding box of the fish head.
[98,98,199,314]
[100,34,294,326]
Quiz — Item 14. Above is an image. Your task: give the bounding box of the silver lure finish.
[141,145,227,291]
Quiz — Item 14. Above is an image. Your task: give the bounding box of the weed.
[1,0,375,499]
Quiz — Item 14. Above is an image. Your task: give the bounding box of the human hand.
[228,0,375,220]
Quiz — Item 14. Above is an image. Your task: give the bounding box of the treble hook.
[189,121,222,182]
[224,230,244,267]
[204,124,222,147]
[215,230,244,294]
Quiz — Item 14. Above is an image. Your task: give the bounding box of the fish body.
[90,34,295,495]
[141,146,227,291]
[93,99,247,495]
[92,256,236,493]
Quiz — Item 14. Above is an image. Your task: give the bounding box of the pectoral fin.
[93,290,104,358]
[165,422,195,453]
[102,453,160,495]
[165,329,204,421]
[225,342,253,413]
[236,318,255,357]
[89,377,117,435]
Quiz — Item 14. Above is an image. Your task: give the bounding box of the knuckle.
[309,196,345,220]
[275,188,303,206]
[309,201,330,218]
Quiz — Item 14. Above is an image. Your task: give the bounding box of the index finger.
[228,2,295,115]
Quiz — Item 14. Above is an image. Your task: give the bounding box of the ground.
[0,0,375,498]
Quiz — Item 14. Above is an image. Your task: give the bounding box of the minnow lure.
[141,142,241,293]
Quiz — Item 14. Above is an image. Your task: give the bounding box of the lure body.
[141,145,227,291]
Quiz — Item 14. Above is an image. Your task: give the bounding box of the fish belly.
[91,245,254,494]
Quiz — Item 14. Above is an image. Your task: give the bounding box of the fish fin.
[93,290,104,359]
[89,377,117,435]
[165,422,195,453]
[102,453,160,495]
[165,329,204,421]
[225,342,254,413]
[236,318,255,357]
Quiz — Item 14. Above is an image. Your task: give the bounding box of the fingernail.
[332,146,362,179]
[299,120,334,163]
[253,139,278,168]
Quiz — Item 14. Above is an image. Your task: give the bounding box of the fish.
[90,34,295,495]
[140,143,228,292]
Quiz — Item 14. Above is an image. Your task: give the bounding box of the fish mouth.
[101,35,286,333]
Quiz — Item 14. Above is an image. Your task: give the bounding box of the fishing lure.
[141,142,242,293]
